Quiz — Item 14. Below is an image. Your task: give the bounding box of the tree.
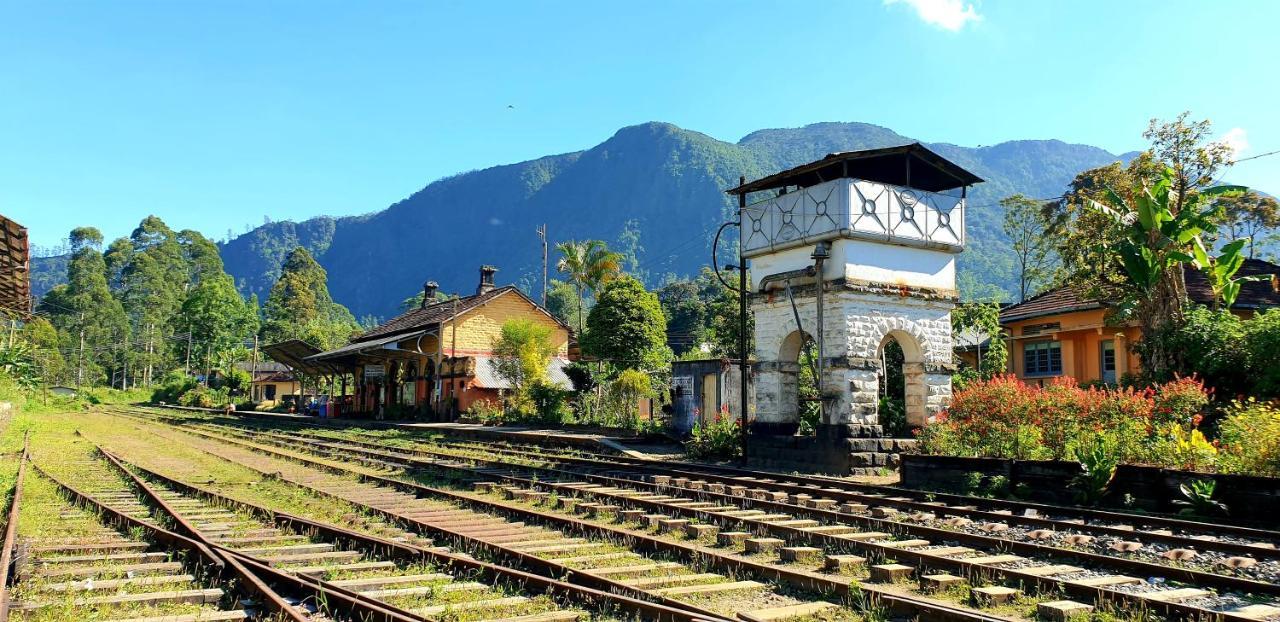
[260,247,359,349]
[39,227,130,387]
[581,276,672,372]
[115,216,189,386]
[490,318,558,416]
[177,273,258,374]
[1088,168,1244,375]
[1213,191,1280,258]
[545,279,583,330]
[1001,194,1054,302]
[21,317,65,386]
[656,278,706,355]
[555,240,622,335]
[951,302,1007,385]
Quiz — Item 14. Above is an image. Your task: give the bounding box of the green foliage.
[39,227,130,386]
[0,341,40,389]
[490,319,557,416]
[545,279,584,330]
[555,239,622,335]
[1137,306,1246,395]
[582,276,672,372]
[1216,399,1280,476]
[1071,434,1119,506]
[685,407,742,460]
[150,369,198,404]
[260,247,359,349]
[951,302,1007,392]
[1174,479,1228,517]
[1001,193,1055,302]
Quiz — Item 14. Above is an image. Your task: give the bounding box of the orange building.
[270,266,572,419]
[1000,258,1280,385]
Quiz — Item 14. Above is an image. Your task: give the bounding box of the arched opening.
[780,330,821,435]
[878,330,926,437]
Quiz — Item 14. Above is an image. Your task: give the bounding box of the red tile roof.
[1000,258,1280,323]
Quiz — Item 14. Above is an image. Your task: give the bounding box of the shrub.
[152,370,198,404]
[920,374,1212,468]
[1245,310,1280,398]
[1216,399,1280,476]
[685,406,741,460]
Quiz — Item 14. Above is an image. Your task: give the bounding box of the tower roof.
[726,142,983,196]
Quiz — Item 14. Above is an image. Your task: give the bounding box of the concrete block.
[717,531,751,547]
[869,563,913,583]
[779,546,823,563]
[743,537,784,554]
[972,586,1019,606]
[823,554,866,572]
[921,573,965,591]
[1037,600,1094,621]
[685,524,719,539]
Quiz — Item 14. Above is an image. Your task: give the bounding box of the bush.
[152,370,198,404]
[1244,310,1280,398]
[1216,399,1280,476]
[919,375,1212,468]
[685,406,741,460]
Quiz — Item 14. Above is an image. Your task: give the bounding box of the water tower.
[728,144,982,472]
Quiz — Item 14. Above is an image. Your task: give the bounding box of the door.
[1100,340,1117,384]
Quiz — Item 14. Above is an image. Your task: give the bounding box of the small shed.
[670,358,752,436]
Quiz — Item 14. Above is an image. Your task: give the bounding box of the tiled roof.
[355,286,516,343]
[1185,257,1280,309]
[1000,258,1280,323]
[999,287,1103,323]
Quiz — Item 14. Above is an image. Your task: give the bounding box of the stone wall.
[751,279,956,431]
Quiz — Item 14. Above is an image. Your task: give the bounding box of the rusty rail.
[194,421,1279,622]
[167,423,1006,622]
[0,435,29,622]
[99,447,729,622]
[93,447,313,622]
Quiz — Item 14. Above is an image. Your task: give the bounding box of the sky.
[3,0,1278,251]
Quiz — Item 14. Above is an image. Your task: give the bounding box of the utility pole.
[536,224,548,306]
[737,176,750,464]
[185,333,192,375]
[76,312,85,390]
[251,335,259,402]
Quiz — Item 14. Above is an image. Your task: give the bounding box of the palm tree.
[555,240,622,334]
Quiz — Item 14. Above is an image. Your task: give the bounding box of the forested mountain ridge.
[34,121,1148,318]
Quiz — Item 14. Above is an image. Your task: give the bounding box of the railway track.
[113,406,1280,622]
[2,451,261,621]
[109,407,1016,622]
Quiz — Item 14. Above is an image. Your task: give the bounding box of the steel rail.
[0,435,29,622]
[220,422,1280,598]
[290,427,1280,558]
[94,447,315,622]
[192,422,1280,622]
[265,420,1280,551]
[136,404,1280,542]
[147,419,1026,622]
[100,447,730,622]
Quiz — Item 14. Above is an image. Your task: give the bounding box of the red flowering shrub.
[920,374,1211,467]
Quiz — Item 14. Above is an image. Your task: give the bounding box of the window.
[1023,341,1062,376]
[265,385,277,401]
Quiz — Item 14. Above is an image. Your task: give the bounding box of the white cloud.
[488,217,504,226]
[1221,127,1249,160]
[885,0,981,31]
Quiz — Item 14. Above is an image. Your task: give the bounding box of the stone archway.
[753,329,812,435]
[878,329,928,433]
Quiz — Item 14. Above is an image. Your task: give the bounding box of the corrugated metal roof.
[726,143,983,195]
[472,356,572,390]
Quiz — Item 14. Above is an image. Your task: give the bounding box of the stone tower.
[728,144,982,471]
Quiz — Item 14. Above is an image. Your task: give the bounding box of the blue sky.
[3,0,1277,250]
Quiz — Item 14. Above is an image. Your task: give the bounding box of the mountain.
[33,121,1142,318]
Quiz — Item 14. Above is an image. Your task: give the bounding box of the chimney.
[477,265,498,295]
[421,281,438,308]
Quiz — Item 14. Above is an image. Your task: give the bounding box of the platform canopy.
[0,215,30,316]
[261,339,340,376]
[726,142,984,196]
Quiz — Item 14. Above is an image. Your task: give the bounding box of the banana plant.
[1190,237,1268,309]
[1087,168,1248,310]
